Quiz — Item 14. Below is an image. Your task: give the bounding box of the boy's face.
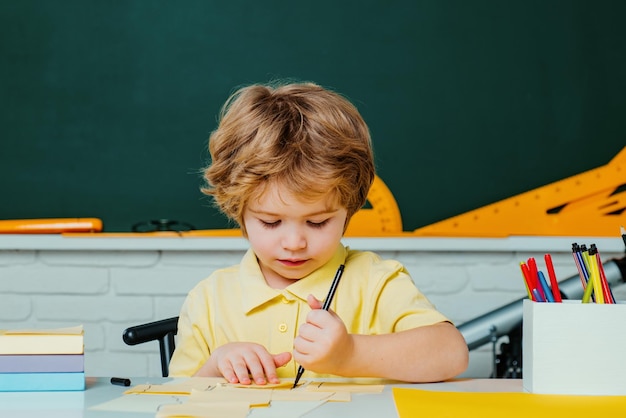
[243,182,347,289]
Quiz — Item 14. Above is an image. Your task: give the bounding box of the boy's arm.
[338,322,469,382]
[167,304,210,377]
[296,294,469,382]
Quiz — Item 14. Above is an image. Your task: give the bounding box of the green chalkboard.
[1,1,624,232]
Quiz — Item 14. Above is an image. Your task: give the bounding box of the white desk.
[0,377,523,417]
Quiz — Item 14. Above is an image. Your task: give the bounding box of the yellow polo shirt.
[168,244,449,378]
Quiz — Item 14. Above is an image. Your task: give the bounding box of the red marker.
[544,254,562,302]
[527,257,546,301]
[519,262,534,300]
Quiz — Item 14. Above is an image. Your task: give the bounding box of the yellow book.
[0,326,84,355]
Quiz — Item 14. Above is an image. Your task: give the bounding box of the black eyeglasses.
[131,219,196,233]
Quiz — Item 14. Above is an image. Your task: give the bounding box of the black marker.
[292,264,345,389]
[111,377,131,386]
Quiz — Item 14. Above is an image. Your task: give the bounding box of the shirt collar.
[240,244,348,314]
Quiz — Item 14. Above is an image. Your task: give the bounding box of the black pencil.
[292,264,345,389]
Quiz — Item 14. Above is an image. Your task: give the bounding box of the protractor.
[345,175,403,236]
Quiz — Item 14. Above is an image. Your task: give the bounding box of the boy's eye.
[258,219,330,229]
[261,220,280,229]
[307,219,329,228]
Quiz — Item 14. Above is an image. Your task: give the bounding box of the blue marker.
[532,288,546,303]
[537,271,555,303]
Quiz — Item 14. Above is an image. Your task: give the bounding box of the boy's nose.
[282,229,307,250]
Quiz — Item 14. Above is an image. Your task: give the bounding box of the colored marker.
[593,245,615,304]
[520,262,535,300]
[587,245,604,304]
[537,271,555,303]
[111,377,131,386]
[527,257,546,301]
[572,243,591,299]
[532,288,546,303]
[544,253,562,302]
[580,244,592,276]
[582,276,595,303]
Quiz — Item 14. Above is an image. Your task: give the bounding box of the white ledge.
[0,234,624,253]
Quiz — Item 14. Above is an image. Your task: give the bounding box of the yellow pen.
[587,245,604,304]
[580,244,599,302]
[582,274,595,303]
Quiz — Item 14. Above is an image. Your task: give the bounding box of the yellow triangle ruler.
[412,147,626,237]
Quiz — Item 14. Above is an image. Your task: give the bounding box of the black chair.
[122,316,179,377]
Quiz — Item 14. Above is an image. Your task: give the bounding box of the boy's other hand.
[199,342,291,385]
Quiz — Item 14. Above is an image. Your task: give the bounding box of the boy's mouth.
[278,259,308,267]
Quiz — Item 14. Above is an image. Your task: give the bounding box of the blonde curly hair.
[202,81,375,235]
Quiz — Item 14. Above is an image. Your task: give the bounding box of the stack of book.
[0,325,85,391]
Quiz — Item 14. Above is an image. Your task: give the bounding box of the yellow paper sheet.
[123,377,223,395]
[191,384,350,404]
[170,377,227,387]
[306,382,384,393]
[392,388,626,418]
[271,390,351,402]
[189,388,271,407]
[155,401,250,418]
[224,380,302,389]
[90,394,184,413]
[249,401,328,418]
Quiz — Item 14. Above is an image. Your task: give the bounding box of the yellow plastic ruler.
[345,175,403,236]
[412,147,626,237]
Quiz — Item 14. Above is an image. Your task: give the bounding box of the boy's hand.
[293,294,353,374]
[196,342,291,385]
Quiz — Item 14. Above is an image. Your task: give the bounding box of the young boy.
[168,81,469,384]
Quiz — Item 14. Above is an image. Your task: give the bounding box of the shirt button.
[281,296,290,304]
[278,323,288,332]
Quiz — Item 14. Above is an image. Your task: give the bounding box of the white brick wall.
[1,235,624,379]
